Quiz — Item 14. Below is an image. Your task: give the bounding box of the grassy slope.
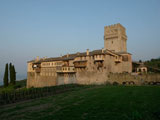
[0,86,160,120]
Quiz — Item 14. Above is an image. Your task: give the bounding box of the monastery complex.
[27,23,133,88]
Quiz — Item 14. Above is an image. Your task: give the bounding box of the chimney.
[102,48,105,53]
[77,52,80,55]
[67,54,69,57]
[43,56,47,60]
[86,49,89,56]
[36,56,39,61]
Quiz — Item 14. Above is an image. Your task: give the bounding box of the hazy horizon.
[0,0,160,84]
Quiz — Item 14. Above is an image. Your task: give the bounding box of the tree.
[9,63,13,84]
[8,63,16,85]
[12,65,16,85]
[3,63,9,87]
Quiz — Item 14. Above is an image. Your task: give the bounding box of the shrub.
[113,82,119,86]
[14,84,21,89]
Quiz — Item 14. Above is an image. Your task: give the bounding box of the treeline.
[145,58,160,73]
[3,63,16,87]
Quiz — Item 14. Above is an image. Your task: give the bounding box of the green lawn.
[0,85,160,120]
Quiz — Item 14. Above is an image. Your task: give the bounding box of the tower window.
[112,41,113,44]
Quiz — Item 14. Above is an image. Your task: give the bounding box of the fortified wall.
[27,72,57,88]
[27,72,160,88]
[108,73,160,85]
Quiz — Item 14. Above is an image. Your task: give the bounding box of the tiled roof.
[27,60,35,63]
[28,49,124,63]
[115,51,132,55]
[73,60,87,63]
[42,57,63,62]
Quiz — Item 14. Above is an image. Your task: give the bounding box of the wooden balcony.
[33,63,41,72]
[74,64,87,68]
[73,60,87,68]
[56,67,75,73]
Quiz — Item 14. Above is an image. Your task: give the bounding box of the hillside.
[145,58,160,73]
[0,85,160,120]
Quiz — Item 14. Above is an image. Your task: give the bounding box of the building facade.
[27,23,132,88]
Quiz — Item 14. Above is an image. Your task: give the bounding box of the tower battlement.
[105,23,125,29]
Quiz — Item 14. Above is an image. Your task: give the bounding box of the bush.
[113,82,119,86]
[14,85,21,89]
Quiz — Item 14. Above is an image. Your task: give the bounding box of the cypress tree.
[9,63,13,84]
[3,63,9,87]
[12,65,16,85]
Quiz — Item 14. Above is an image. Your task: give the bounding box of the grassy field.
[0,85,160,120]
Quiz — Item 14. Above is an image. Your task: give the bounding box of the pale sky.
[0,0,160,82]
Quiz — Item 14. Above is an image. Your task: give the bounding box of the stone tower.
[104,23,127,52]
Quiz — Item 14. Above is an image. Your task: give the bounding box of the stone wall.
[76,71,108,85]
[57,73,76,85]
[27,72,57,88]
[27,71,160,88]
[108,73,160,85]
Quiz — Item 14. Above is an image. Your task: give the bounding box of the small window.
[112,41,113,44]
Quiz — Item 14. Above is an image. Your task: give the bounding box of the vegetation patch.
[0,84,90,105]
